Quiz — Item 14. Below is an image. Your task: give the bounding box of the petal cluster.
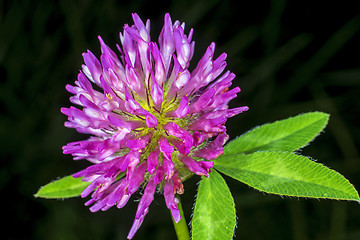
[62,13,248,239]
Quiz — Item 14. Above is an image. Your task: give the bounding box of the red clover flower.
[62,13,248,239]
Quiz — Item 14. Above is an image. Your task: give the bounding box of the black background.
[1,0,360,239]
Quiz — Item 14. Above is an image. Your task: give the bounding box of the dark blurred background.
[1,0,360,239]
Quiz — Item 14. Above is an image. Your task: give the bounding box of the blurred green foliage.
[1,0,359,239]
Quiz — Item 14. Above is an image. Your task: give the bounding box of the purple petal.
[77,72,96,97]
[174,27,191,68]
[125,134,151,150]
[127,177,157,239]
[149,42,166,85]
[164,122,193,154]
[147,149,159,174]
[163,157,175,180]
[79,94,100,110]
[192,132,205,147]
[167,95,189,118]
[174,69,191,89]
[132,13,150,42]
[159,138,174,159]
[98,36,121,66]
[120,150,140,173]
[210,87,240,109]
[117,162,147,209]
[125,65,144,96]
[208,133,229,149]
[189,88,216,114]
[158,139,175,179]
[159,13,175,71]
[164,180,181,223]
[189,116,227,132]
[145,113,158,128]
[107,114,128,128]
[193,147,223,160]
[126,162,147,195]
[180,42,215,96]
[198,161,214,173]
[179,155,209,176]
[124,90,142,113]
[154,165,165,184]
[82,50,102,86]
[151,78,164,107]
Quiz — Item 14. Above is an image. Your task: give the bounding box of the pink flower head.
[62,13,248,239]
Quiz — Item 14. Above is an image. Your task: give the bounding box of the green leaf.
[35,175,90,199]
[215,151,360,201]
[192,170,236,240]
[224,112,329,154]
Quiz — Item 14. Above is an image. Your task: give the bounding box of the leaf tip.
[311,111,330,122]
[34,186,44,199]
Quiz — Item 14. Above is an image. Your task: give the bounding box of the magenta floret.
[62,13,248,239]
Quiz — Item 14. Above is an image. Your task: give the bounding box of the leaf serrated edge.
[224,111,330,154]
[215,151,360,202]
[34,175,89,199]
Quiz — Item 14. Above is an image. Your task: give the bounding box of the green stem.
[172,195,191,240]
